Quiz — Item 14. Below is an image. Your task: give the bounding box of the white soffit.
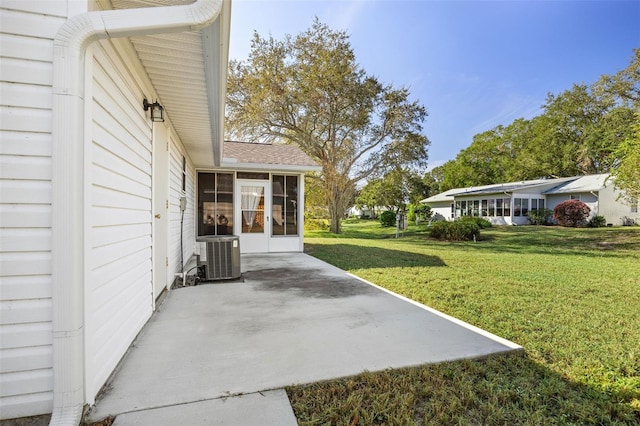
[110,0,226,168]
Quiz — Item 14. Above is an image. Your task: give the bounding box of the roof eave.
[218,161,322,173]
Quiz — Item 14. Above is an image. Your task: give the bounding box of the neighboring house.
[419,188,460,221]
[347,205,372,218]
[421,174,639,226]
[0,0,248,422]
[346,205,389,218]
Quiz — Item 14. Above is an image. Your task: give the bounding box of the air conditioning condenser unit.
[196,235,241,280]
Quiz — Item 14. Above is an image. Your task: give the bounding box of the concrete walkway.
[87,253,521,424]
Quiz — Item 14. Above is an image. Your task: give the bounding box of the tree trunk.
[328,204,342,234]
[324,167,354,234]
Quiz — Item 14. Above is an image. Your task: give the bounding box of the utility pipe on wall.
[51,1,224,424]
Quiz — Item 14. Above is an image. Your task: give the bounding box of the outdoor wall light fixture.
[143,98,164,122]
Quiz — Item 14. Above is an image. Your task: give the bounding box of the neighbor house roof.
[419,180,556,204]
[543,174,609,194]
[421,174,611,204]
[456,177,578,197]
[421,188,463,204]
[221,141,321,172]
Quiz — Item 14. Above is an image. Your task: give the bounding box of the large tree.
[356,168,427,214]
[609,112,640,205]
[226,19,429,233]
[595,48,640,108]
[598,49,640,202]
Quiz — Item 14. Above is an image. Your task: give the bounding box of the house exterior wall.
[1,2,202,418]
[483,214,515,226]
[428,202,454,222]
[84,38,156,404]
[595,186,639,226]
[546,192,598,223]
[0,3,71,419]
[86,35,202,407]
[169,134,197,277]
[546,192,597,212]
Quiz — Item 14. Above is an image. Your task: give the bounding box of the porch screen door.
[237,181,269,252]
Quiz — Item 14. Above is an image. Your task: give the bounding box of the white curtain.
[241,186,263,231]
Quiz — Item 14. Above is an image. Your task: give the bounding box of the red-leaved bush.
[553,199,591,227]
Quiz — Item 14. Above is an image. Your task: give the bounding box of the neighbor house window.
[488,199,495,217]
[631,197,638,213]
[522,198,529,216]
[455,201,462,218]
[460,200,467,216]
[472,200,480,217]
[481,199,488,217]
[198,172,234,236]
[532,198,545,212]
[570,195,581,201]
[272,175,299,236]
[496,198,503,217]
[514,198,522,216]
[503,198,511,216]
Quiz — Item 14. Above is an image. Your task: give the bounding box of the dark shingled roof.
[223,141,318,167]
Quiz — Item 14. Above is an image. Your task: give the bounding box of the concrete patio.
[86,253,521,424]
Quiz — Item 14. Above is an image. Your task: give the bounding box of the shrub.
[587,215,607,228]
[407,204,416,223]
[430,221,480,241]
[459,216,492,229]
[379,210,397,227]
[304,218,329,231]
[553,200,591,227]
[415,204,432,222]
[528,208,554,225]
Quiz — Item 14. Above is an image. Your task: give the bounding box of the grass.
[287,220,640,425]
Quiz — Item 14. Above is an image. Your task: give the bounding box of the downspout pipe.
[50,1,223,424]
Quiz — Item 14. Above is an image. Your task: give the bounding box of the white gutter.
[51,1,223,424]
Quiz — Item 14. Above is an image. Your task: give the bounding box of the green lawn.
[287,221,640,425]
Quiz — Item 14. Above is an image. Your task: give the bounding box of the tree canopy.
[609,112,640,204]
[355,168,427,214]
[426,49,639,199]
[226,19,429,233]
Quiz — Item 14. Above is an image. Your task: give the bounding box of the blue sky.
[228,0,640,169]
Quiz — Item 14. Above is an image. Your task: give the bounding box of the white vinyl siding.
[84,39,153,403]
[2,1,212,419]
[0,4,67,420]
[168,138,196,278]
